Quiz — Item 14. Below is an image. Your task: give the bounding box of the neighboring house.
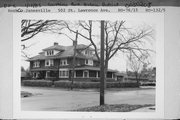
[27,42,116,81]
[21,71,30,80]
[121,68,156,82]
[115,72,126,82]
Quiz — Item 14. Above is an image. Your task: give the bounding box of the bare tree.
[62,20,154,80]
[127,54,150,86]
[21,20,64,41]
[21,20,66,59]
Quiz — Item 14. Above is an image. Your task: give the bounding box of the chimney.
[54,42,58,46]
[73,41,77,46]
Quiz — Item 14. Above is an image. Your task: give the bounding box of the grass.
[73,104,154,112]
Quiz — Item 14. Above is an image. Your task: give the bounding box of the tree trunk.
[71,31,78,90]
[100,20,105,105]
[104,59,109,88]
[135,72,140,87]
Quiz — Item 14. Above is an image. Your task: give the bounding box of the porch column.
[83,71,84,78]
[96,71,98,78]
[74,71,76,78]
[87,70,89,78]
[32,72,35,78]
[46,71,50,78]
[36,72,39,78]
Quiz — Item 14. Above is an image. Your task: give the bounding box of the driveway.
[21,86,155,111]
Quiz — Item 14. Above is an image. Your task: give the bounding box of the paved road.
[21,86,155,111]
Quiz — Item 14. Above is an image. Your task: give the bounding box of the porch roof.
[70,66,116,72]
[31,68,58,71]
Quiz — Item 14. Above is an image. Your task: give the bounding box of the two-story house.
[27,42,116,81]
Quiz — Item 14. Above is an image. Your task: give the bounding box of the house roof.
[76,44,94,51]
[42,45,65,51]
[28,44,97,61]
[115,72,126,76]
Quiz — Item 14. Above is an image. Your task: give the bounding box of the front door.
[84,71,88,78]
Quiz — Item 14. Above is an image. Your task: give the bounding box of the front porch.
[31,67,116,81]
[31,70,58,80]
[59,67,116,81]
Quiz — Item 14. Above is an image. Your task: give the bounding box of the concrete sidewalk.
[131,106,155,112]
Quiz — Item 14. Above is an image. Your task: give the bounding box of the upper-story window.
[85,59,93,66]
[45,60,54,66]
[33,61,40,68]
[45,50,54,56]
[60,59,68,66]
[83,50,93,56]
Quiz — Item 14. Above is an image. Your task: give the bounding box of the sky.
[21,20,156,72]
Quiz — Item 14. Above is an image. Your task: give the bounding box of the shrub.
[54,81,99,88]
[22,80,53,87]
[106,82,139,88]
[140,82,156,86]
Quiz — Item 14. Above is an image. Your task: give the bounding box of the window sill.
[59,64,69,66]
[33,67,40,68]
[59,76,69,78]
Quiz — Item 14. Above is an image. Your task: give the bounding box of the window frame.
[33,61,40,68]
[85,59,93,66]
[60,59,68,66]
[59,69,69,78]
[45,59,54,66]
[46,50,54,56]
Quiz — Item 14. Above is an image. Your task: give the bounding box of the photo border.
[13,12,164,119]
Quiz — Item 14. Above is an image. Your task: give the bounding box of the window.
[33,72,39,78]
[46,50,54,56]
[59,69,69,78]
[33,61,40,68]
[60,59,68,66]
[85,59,93,66]
[76,70,83,77]
[83,50,93,56]
[45,60,54,66]
[85,59,88,64]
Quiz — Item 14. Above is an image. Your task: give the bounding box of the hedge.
[22,80,139,88]
[54,81,139,88]
[22,80,53,87]
[140,82,156,86]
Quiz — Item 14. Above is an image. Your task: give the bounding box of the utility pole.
[100,21,105,105]
[71,30,78,90]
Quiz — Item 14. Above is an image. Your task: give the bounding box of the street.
[21,86,155,111]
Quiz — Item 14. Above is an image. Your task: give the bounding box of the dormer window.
[46,50,54,56]
[45,60,54,66]
[83,49,93,56]
[33,61,40,68]
[60,59,68,66]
